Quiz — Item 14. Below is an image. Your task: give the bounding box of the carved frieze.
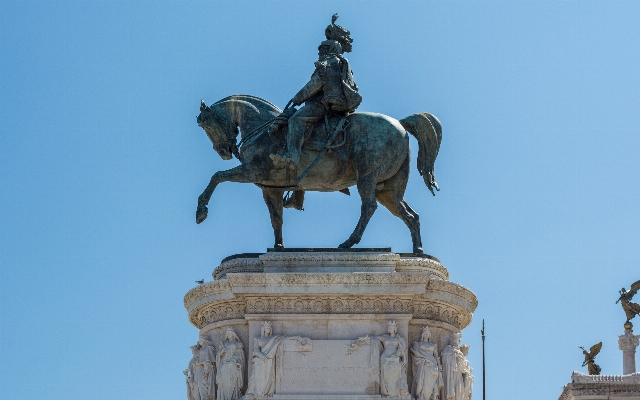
[245,296,413,315]
[227,272,433,287]
[413,300,469,329]
[189,296,471,330]
[185,254,477,331]
[190,301,247,328]
[259,251,400,263]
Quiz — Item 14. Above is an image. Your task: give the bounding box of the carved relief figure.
[369,321,410,399]
[245,321,282,398]
[459,345,473,400]
[193,338,217,400]
[216,328,245,400]
[441,333,464,400]
[184,345,198,400]
[411,327,443,400]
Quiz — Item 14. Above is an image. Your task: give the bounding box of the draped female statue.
[411,327,443,400]
[245,321,282,398]
[369,321,410,399]
[216,328,245,400]
[441,333,473,400]
[192,338,216,400]
[184,345,198,400]
[459,345,473,400]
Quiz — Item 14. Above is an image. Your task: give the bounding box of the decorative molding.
[426,280,478,311]
[396,257,449,280]
[571,371,640,384]
[245,296,413,315]
[184,280,231,309]
[619,330,640,352]
[259,252,400,263]
[189,300,246,329]
[187,295,472,330]
[213,258,263,280]
[210,251,450,280]
[227,272,433,287]
[412,299,470,329]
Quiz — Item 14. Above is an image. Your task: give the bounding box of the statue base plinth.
[184,249,478,400]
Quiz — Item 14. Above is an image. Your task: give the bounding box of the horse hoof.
[196,206,208,224]
[338,239,355,249]
[413,247,424,255]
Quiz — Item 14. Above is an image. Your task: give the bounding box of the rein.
[208,110,241,159]
[205,104,283,160]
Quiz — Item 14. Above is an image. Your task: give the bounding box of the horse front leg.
[196,163,265,224]
[262,188,284,249]
[339,175,378,248]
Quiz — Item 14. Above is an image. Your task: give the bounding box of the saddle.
[272,114,351,160]
[302,115,350,160]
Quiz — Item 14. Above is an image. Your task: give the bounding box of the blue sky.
[1,1,639,399]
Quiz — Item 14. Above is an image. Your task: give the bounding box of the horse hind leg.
[262,188,284,249]
[376,191,423,254]
[374,155,423,254]
[339,175,378,249]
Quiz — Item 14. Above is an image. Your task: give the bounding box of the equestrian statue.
[194,15,441,254]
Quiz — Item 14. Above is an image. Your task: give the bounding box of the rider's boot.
[271,122,304,173]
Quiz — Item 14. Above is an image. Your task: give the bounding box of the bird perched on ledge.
[580,342,602,375]
[617,279,640,325]
[195,279,204,285]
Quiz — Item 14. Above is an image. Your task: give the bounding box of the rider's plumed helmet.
[325,14,353,53]
[318,39,342,56]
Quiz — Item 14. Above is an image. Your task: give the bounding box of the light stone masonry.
[184,250,477,400]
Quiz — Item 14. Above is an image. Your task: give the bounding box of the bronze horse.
[195,95,441,254]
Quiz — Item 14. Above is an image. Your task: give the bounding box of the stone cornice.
[185,252,477,333]
[258,252,399,263]
[184,280,231,310]
[571,371,640,384]
[212,251,449,280]
[558,372,640,400]
[188,294,474,330]
[426,280,478,311]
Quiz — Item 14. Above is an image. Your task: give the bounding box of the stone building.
[557,324,640,400]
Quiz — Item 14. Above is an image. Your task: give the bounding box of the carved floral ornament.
[618,330,640,351]
[184,273,477,313]
[188,296,471,330]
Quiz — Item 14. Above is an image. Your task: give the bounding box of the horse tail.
[399,112,442,196]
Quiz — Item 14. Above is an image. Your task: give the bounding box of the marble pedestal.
[184,249,478,400]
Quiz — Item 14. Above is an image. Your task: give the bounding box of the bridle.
[201,105,240,160]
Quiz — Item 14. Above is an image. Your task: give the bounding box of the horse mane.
[206,95,281,139]
[213,94,281,114]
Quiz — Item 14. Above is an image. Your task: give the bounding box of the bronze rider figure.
[272,14,361,173]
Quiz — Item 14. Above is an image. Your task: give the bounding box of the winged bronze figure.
[617,279,640,324]
[580,342,602,375]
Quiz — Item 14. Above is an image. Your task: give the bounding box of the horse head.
[197,100,237,160]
